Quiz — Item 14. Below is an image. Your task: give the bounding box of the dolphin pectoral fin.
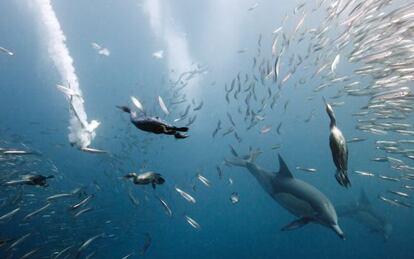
[281,217,311,231]
[151,182,156,189]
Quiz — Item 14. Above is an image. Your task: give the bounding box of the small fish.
[180,105,191,118]
[175,187,196,204]
[70,195,93,210]
[276,122,282,135]
[0,207,20,221]
[388,190,409,198]
[403,185,414,190]
[248,2,258,11]
[222,127,234,136]
[184,215,201,230]
[152,50,164,59]
[331,54,340,74]
[156,195,172,217]
[331,101,345,107]
[127,189,139,207]
[370,157,388,162]
[216,166,223,179]
[131,96,144,112]
[74,207,93,218]
[228,178,233,185]
[378,195,411,208]
[80,147,107,154]
[271,144,281,150]
[193,100,203,111]
[20,248,40,259]
[347,137,366,143]
[394,200,412,208]
[77,233,105,255]
[53,245,73,259]
[229,144,238,157]
[91,42,110,56]
[46,193,73,201]
[378,175,400,182]
[295,167,317,173]
[0,46,13,55]
[186,115,197,127]
[378,195,400,207]
[212,120,222,138]
[274,55,280,82]
[230,192,239,204]
[2,150,32,155]
[8,233,31,251]
[354,170,375,177]
[120,252,135,259]
[24,203,51,221]
[227,112,236,127]
[158,96,169,115]
[85,251,96,259]
[140,233,152,256]
[234,131,242,143]
[197,174,210,187]
[260,126,272,134]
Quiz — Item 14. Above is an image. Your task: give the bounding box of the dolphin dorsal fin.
[278,154,293,178]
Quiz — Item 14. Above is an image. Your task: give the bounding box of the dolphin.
[337,189,392,240]
[226,150,344,239]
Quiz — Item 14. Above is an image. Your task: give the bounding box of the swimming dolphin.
[337,189,392,240]
[117,106,188,139]
[226,150,345,239]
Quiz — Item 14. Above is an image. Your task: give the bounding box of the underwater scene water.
[1,0,414,258]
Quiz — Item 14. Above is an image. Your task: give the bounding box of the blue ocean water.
[1,0,414,258]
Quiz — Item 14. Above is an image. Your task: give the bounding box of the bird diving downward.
[323,97,350,188]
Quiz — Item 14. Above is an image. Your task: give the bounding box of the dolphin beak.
[331,224,345,240]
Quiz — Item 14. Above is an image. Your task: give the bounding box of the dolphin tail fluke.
[281,217,311,231]
[335,170,351,188]
[116,105,131,114]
